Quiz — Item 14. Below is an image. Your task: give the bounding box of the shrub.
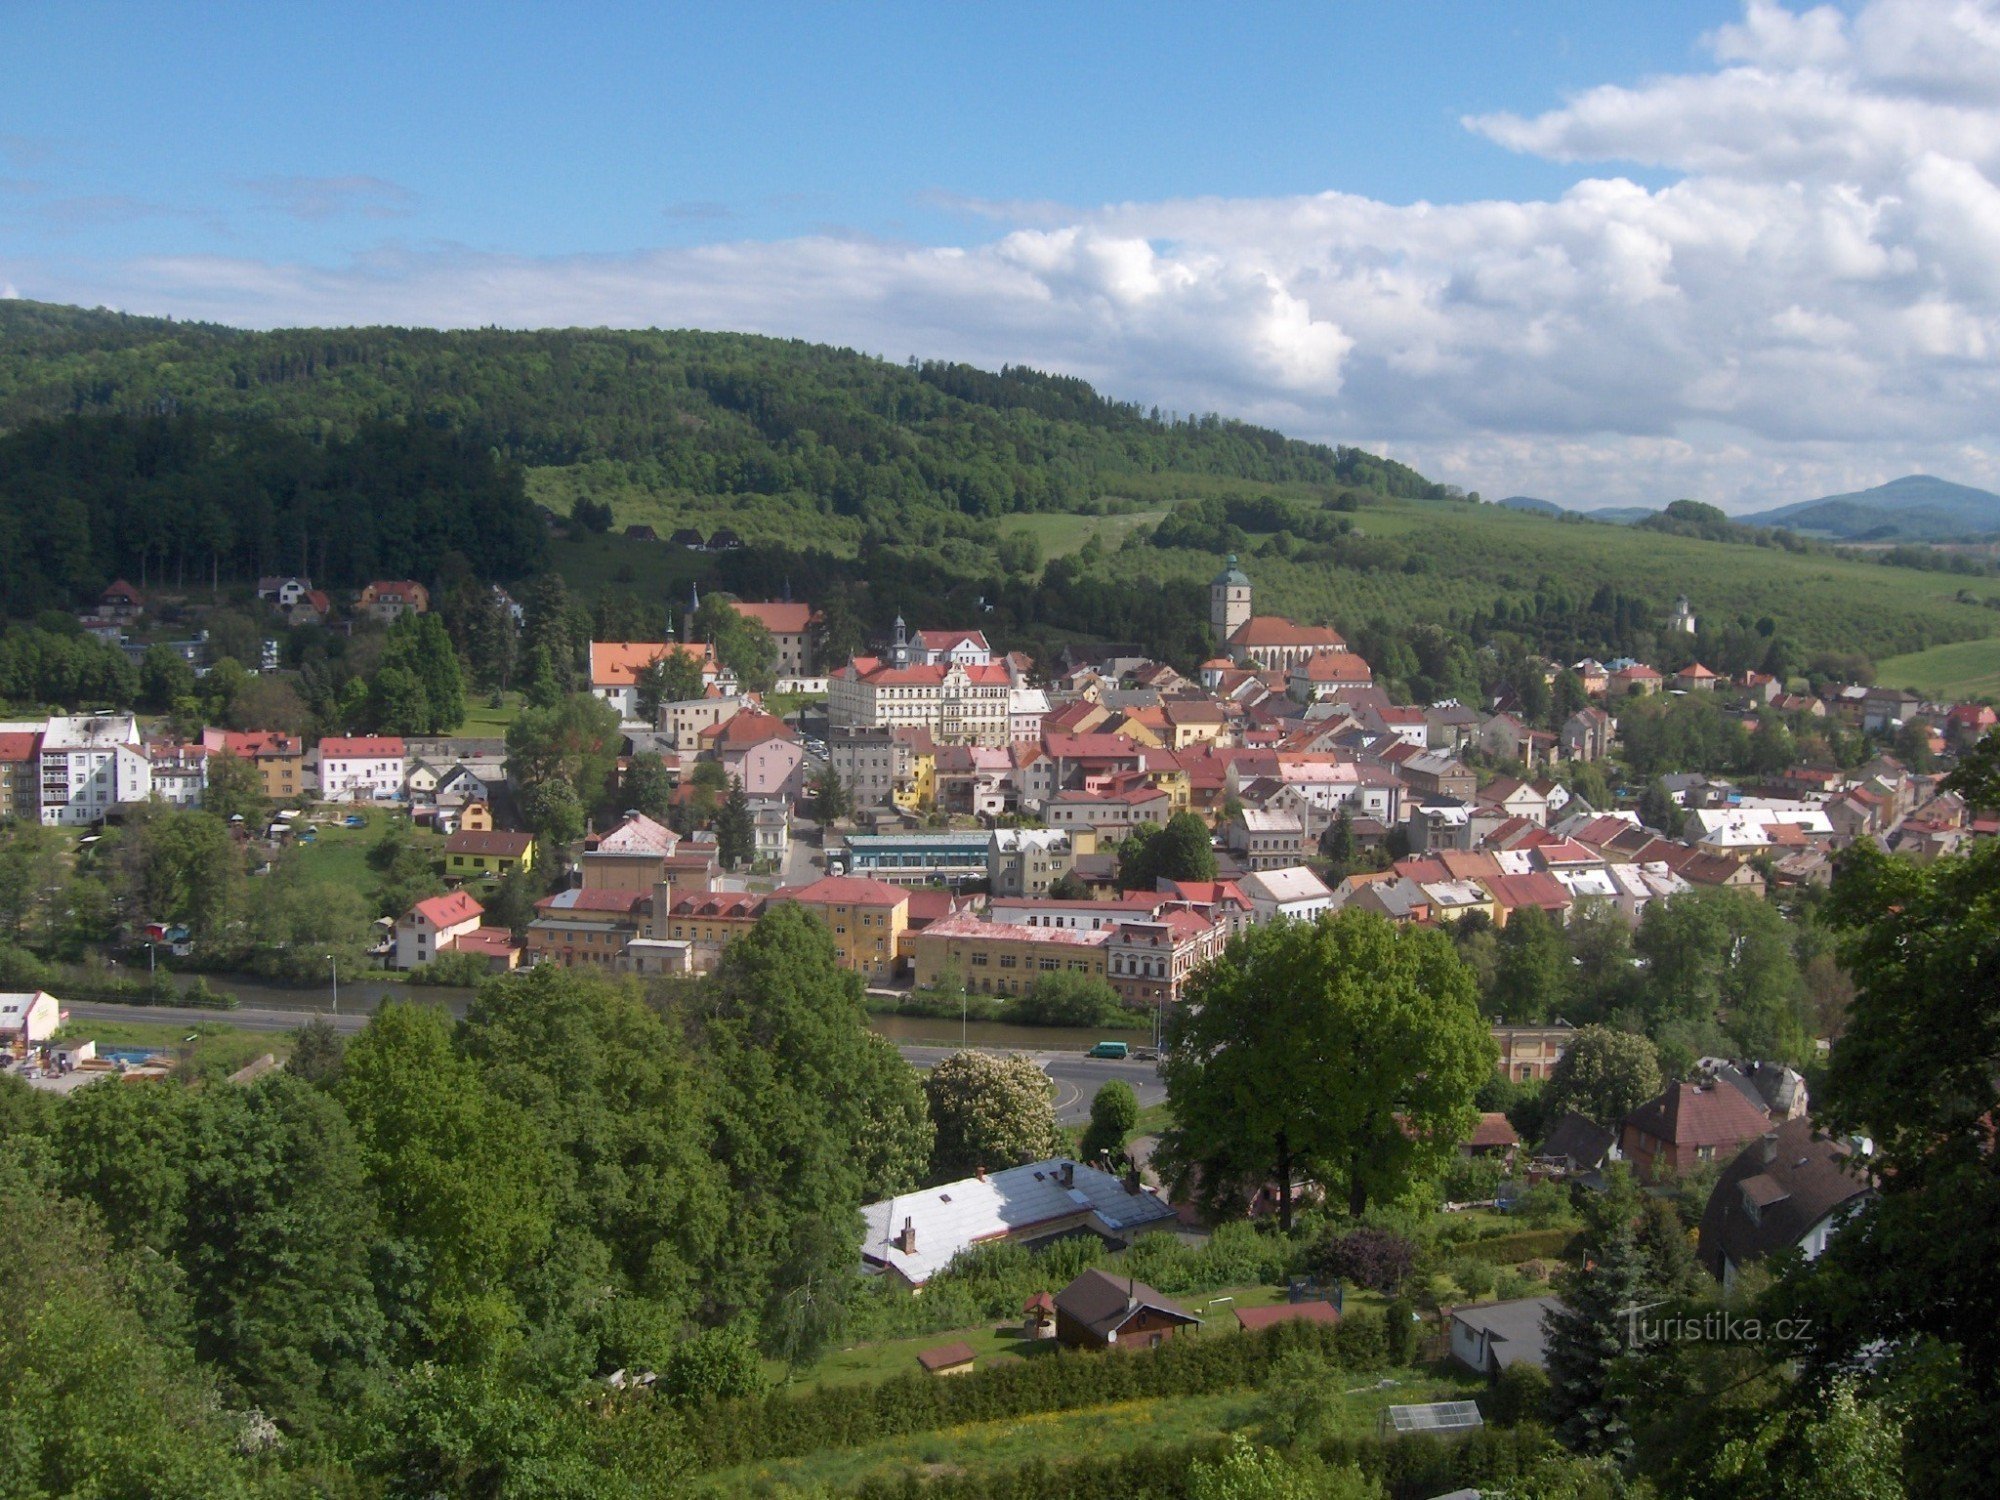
[1512,1181,1572,1228]
[406,950,493,987]
[1487,1364,1553,1428]
[1312,1227,1418,1294]
[1457,1228,1574,1267]
[1438,1155,1506,1204]
[1383,1298,1420,1364]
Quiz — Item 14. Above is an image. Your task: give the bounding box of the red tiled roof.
[320,736,405,758]
[449,928,518,957]
[1235,1302,1340,1331]
[702,709,796,747]
[1470,1113,1521,1149]
[1624,1081,1771,1150]
[1484,872,1571,912]
[729,600,814,634]
[1230,616,1345,649]
[916,1341,978,1372]
[778,875,909,908]
[410,891,482,928]
[0,731,41,763]
[1294,651,1374,682]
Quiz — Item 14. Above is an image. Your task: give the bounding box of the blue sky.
[8,2,2000,511]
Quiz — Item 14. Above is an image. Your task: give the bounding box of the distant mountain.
[1499,495,1566,516]
[1583,506,1658,524]
[1740,475,2000,541]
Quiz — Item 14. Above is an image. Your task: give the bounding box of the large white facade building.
[36,715,150,826]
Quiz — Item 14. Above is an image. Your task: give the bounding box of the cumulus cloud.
[10,1,2000,508]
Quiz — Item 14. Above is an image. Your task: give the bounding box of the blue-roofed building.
[830,831,991,885]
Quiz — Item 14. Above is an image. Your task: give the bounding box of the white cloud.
[237,175,417,222]
[10,1,2000,509]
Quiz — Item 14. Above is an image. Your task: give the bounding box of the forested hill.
[0,299,1444,514]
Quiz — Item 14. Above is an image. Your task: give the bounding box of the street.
[61,1001,1168,1124]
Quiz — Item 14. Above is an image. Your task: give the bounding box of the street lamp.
[326,954,338,1015]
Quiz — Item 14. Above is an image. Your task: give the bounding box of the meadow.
[1877,634,2000,697]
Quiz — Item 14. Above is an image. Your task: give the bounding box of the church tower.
[1210,556,1252,645]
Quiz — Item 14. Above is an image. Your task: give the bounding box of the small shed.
[1053,1269,1201,1351]
[51,1037,96,1069]
[915,1341,978,1378]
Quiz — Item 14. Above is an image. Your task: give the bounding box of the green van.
[1086,1041,1130,1059]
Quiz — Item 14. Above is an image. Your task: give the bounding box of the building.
[202,729,305,802]
[146,742,209,807]
[1491,1023,1575,1083]
[590,641,719,721]
[442,828,537,880]
[907,914,1110,995]
[1105,909,1225,1009]
[780,875,910,980]
[988,827,1078,898]
[701,710,806,800]
[359,580,430,621]
[827,725,906,810]
[1054,1268,1201,1350]
[318,736,406,803]
[38,715,150,825]
[1225,808,1308,870]
[580,811,681,890]
[1238,866,1334,924]
[0,990,61,1049]
[1449,1297,1564,1376]
[0,731,38,819]
[1044,785,1171,834]
[394,890,485,970]
[527,888,650,968]
[916,1342,978,1378]
[1228,617,1349,672]
[861,1158,1178,1290]
[1210,556,1253,644]
[826,633,1013,747]
[829,831,990,885]
[1620,1080,1775,1184]
[728,600,817,676]
[1697,1119,1874,1290]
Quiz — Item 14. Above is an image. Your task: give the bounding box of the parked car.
[1086,1040,1130,1059]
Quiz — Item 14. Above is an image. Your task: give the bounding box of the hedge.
[840,1426,1572,1500]
[687,1314,1388,1474]
[1454,1228,1574,1266]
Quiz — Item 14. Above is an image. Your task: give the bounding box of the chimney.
[1061,1161,1075,1188]
[898,1216,916,1254]
[1760,1131,1779,1166]
[1126,1276,1138,1314]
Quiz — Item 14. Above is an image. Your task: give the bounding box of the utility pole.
[327,954,338,1015]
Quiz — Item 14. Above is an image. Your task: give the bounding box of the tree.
[1161,911,1493,1226]
[808,761,850,823]
[519,774,586,849]
[716,778,755,870]
[1079,1079,1140,1164]
[287,1014,346,1087]
[695,595,777,693]
[129,807,241,938]
[138,642,195,712]
[1308,1227,1417,1294]
[1566,897,1637,1021]
[1639,780,1681,835]
[1489,903,1572,1022]
[1543,1025,1664,1129]
[200,750,266,827]
[506,691,622,814]
[244,859,374,985]
[635,649,705,722]
[1187,1435,1382,1500]
[1318,806,1357,879]
[1544,1167,1648,1459]
[367,662,429,735]
[620,751,674,824]
[1634,888,1809,1063]
[1120,810,1217,890]
[923,1050,1066,1182]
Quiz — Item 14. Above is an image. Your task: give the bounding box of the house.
[1476,775,1551,828]
[99,579,145,622]
[988,827,1077,898]
[590,641,719,721]
[1608,664,1663,697]
[0,731,39,820]
[1699,1058,1809,1121]
[202,728,305,802]
[442,828,536,880]
[358,580,430,621]
[1449,1296,1564,1376]
[703,710,808,800]
[395,890,485,970]
[1491,1023,1575,1083]
[728,600,818,677]
[1696,1118,1874,1289]
[581,811,681,890]
[915,1342,978,1378]
[1104,909,1226,1009]
[707,527,744,550]
[777,875,910,980]
[1286,650,1376,703]
[1673,662,1720,693]
[37,715,151,825]
[1225,808,1308,870]
[1560,708,1616,762]
[1239,866,1334,924]
[1464,1113,1520,1164]
[1053,1268,1201,1350]
[1536,1111,1620,1179]
[623,524,660,542]
[0,990,62,1048]
[318,736,406,803]
[146,742,209,807]
[669,527,706,549]
[1620,1080,1774,1184]
[860,1158,1178,1290]
[256,575,315,609]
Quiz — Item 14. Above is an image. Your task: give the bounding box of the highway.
[62,1000,1167,1125]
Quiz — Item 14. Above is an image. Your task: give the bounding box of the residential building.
[701,709,807,799]
[1054,1269,1200,1350]
[359,579,430,621]
[38,715,150,825]
[1238,865,1334,924]
[1620,1080,1774,1184]
[1,990,62,1049]
[907,914,1110,994]
[1560,707,1616,762]
[988,827,1078,898]
[1491,1022,1576,1083]
[318,736,407,803]
[1044,785,1171,834]
[780,875,910,980]
[1105,909,1225,1008]
[861,1159,1177,1291]
[1008,687,1052,742]
[728,600,817,676]
[1286,650,1376,703]
[526,887,650,967]
[1696,1119,1874,1290]
[581,811,681,891]
[1225,808,1308,870]
[442,829,537,880]
[590,641,719,721]
[202,729,306,803]
[0,731,38,819]
[655,694,747,752]
[146,742,209,807]
[395,890,485,970]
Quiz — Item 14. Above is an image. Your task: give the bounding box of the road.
[63,1001,1167,1124]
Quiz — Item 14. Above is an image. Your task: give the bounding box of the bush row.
[1453,1228,1574,1266]
[839,1426,1572,1500]
[688,1315,1388,1474]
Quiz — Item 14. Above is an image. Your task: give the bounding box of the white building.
[0,990,62,1048]
[1007,686,1051,742]
[827,656,1013,747]
[1239,866,1335,925]
[318,736,407,803]
[146,743,209,808]
[38,715,150,826]
[394,890,484,970]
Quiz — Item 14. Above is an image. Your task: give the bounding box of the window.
[970,952,988,967]
[999,954,1017,969]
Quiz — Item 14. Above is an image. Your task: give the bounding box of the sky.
[5,0,2000,511]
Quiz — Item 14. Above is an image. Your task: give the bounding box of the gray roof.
[1054,1268,1199,1338]
[1452,1295,1563,1369]
[1697,1118,1873,1278]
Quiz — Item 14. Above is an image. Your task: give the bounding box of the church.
[1209,557,1352,672]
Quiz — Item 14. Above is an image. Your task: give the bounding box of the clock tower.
[1210,556,1251,646]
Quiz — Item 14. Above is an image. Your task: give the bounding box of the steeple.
[1210,555,1252,646]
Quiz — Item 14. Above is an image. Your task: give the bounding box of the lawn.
[283,815,440,904]
[55,1017,289,1074]
[698,1362,1485,1497]
[1001,507,1169,561]
[455,690,528,736]
[1877,634,2000,699]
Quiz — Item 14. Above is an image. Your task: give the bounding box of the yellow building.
[895,747,937,812]
[460,800,495,832]
[200,728,305,802]
[442,829,536,879]
[908,914,1109,996]
[784,876,911,979]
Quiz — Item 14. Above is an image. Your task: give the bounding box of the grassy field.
[55,1017,289,1074]
[455,690,528,736]
[1877,635,2000,698]
[698,1363,1484,1497]
[1001,508,1169,560]
[284,815,440,902]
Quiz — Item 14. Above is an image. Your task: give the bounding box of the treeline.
[0,411,545,616]
[0,300,1446,528]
